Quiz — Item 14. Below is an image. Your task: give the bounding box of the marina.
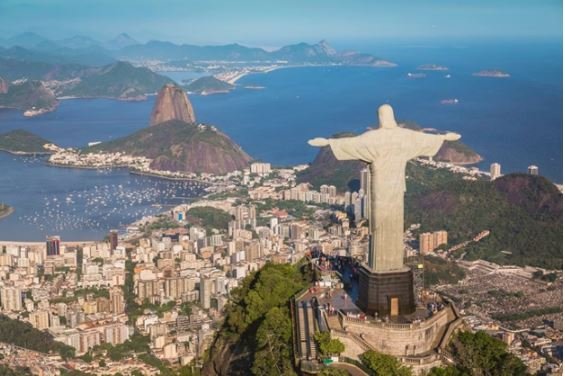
[0,153,205,241]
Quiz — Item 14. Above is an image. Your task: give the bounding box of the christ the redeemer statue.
[309,104,460,273]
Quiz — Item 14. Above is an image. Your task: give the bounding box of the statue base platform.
[357,265,415,317]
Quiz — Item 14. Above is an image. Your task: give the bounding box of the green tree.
[449,331,527,376]
[427,366,463,376]
[314,332,345,356]
[251,307,294,376]
[180,302,192,316]
[360,350,412,376]
[99,359,106,367]
[320,367,349,375]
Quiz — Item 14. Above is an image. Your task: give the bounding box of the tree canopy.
[314,332,345,356]
[359,350,412,376]
[428,331,528,376]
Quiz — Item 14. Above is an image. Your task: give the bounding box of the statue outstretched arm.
[443,132,461,141]
[408,130,461,159]
[308,138,330,147]
[309,133,373,162]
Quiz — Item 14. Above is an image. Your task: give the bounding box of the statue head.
[378,104,398,129]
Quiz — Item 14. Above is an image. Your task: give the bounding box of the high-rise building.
[233,204,257,230]
[250,162,271,175]
[419,230,448,255]
[0,286,22,311]
[46,236,61,256]
[29,310,50,330]
[110,287,125,314]
[104,323,129,345]
[109,230,118,251]
[200,277,213,309]
[528,165,539,175]
[419,233,434,255]
[360,167,371,219]
[360,167,371,194]
[490,163,501,181]
[433,230,448,247]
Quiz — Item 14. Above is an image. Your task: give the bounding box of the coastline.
[47,160,212,184]
[0,148,52,156]
[218,62,396,85]
[129,169,210,184]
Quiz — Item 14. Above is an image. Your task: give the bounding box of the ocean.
[0,39,561,240]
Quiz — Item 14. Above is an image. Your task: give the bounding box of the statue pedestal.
[357,265,415,317]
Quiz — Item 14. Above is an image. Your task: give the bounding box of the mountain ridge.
[1,35,395,68]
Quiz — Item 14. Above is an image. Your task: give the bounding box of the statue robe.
[328,127,444,272]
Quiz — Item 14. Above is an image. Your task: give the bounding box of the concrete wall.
[341,307,454,356]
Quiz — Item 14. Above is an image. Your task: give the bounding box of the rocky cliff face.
[150,84,196,126]
[0,77,8,94]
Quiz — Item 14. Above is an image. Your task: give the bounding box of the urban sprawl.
[0,159,561,375]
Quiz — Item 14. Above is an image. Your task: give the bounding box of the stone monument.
[309,104,460,316]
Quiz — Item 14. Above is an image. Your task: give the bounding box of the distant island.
[407,72,426,79]
[473,70,510,78]
[0,203,13,220]
[0,129,53,154]
[184,76,234,95]
[440,98,459,105]
[418,64,449,71]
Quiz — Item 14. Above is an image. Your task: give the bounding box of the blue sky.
[0,0,562,46]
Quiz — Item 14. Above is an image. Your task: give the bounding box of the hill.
[150,84,196,126]
[0,314,75,359]
[0,52,87,80]
[204,262,310,375]
[0,79,58,113]
[88,120,252,175]
[185,76,234,95]
[60,61,172,99]
[0,129,52,154]
[406,172,562,269]
[298,140,562,268]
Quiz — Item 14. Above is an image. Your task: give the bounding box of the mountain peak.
[150,84,196,126]
[107,33,139,49]
[316,40,336,55]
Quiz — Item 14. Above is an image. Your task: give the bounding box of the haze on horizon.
[0,0,562,47]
